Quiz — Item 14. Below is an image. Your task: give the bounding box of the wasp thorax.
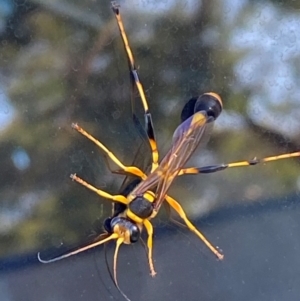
[110,216,140,244]
[128,195,154,219]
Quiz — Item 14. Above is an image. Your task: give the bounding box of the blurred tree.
[0,0,299,260]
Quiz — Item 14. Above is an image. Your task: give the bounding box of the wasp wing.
[131,111,215,210]
[153,111,214,211]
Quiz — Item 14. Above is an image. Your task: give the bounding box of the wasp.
[38,2,300,300]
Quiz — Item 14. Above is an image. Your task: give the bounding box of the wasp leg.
[72,123,146,179]
[70,174,128,204]
[165,195,224,260]
[178,151,300,175]
[112,3,158,171]
[164,202,187,229]
[143,219,157,277]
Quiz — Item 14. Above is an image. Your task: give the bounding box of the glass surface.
[1,0,300,300]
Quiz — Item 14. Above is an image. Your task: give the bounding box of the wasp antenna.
[37,251,66,264]
[37,233,119,264]
[112,238,131,301]
[37,252,47,263]
[104,243,114,284]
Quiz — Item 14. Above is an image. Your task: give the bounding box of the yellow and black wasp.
[38,1,300,299]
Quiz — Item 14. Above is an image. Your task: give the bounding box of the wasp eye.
[110,216,123,230]
[129,224,140,243]
[110,217,140,243]
[103,217,113,233]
